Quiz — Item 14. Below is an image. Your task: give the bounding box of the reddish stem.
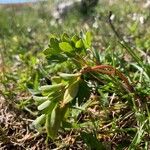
[81,65,142,108]
[81,65,134,93]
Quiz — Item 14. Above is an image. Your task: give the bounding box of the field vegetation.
[0,0,150,149]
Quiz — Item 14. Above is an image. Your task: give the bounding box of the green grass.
[0,0,149,149]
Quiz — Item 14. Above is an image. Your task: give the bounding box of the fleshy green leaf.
[32,114,46,128]
[46,104,68,139]
[59,72,81,80]
[38,100,51,110]
[75,39,84,48]
[33,96,48,105]
[51,76,62,84]
[39,83,64,93]
[59,42,73,52]
[62,78,80,106]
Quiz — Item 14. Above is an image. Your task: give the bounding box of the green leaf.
[61,33,70,42]
[86,31,92,47]
[75,39,84,48]
[71,34,79,44]
[39,83,64,93]
[51,76,62,84]
[59,72,81,80]
[38,100,51,110]
[62,78,80,106]
[82,31,92,48]
[33,96,48,105]
[46,54,67,63]
[59,42,73,52]
[34,72,39,90]
[43,48,58,56]
[44,37,61,56]
[46,104,68,139]
[42,99,58,114]
[75,80,91,105]
[32,114,46,128]
[50,38,61,53]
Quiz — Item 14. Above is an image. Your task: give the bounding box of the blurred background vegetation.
[1,0,149,88]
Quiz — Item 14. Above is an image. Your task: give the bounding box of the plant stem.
[80,65,142,108]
